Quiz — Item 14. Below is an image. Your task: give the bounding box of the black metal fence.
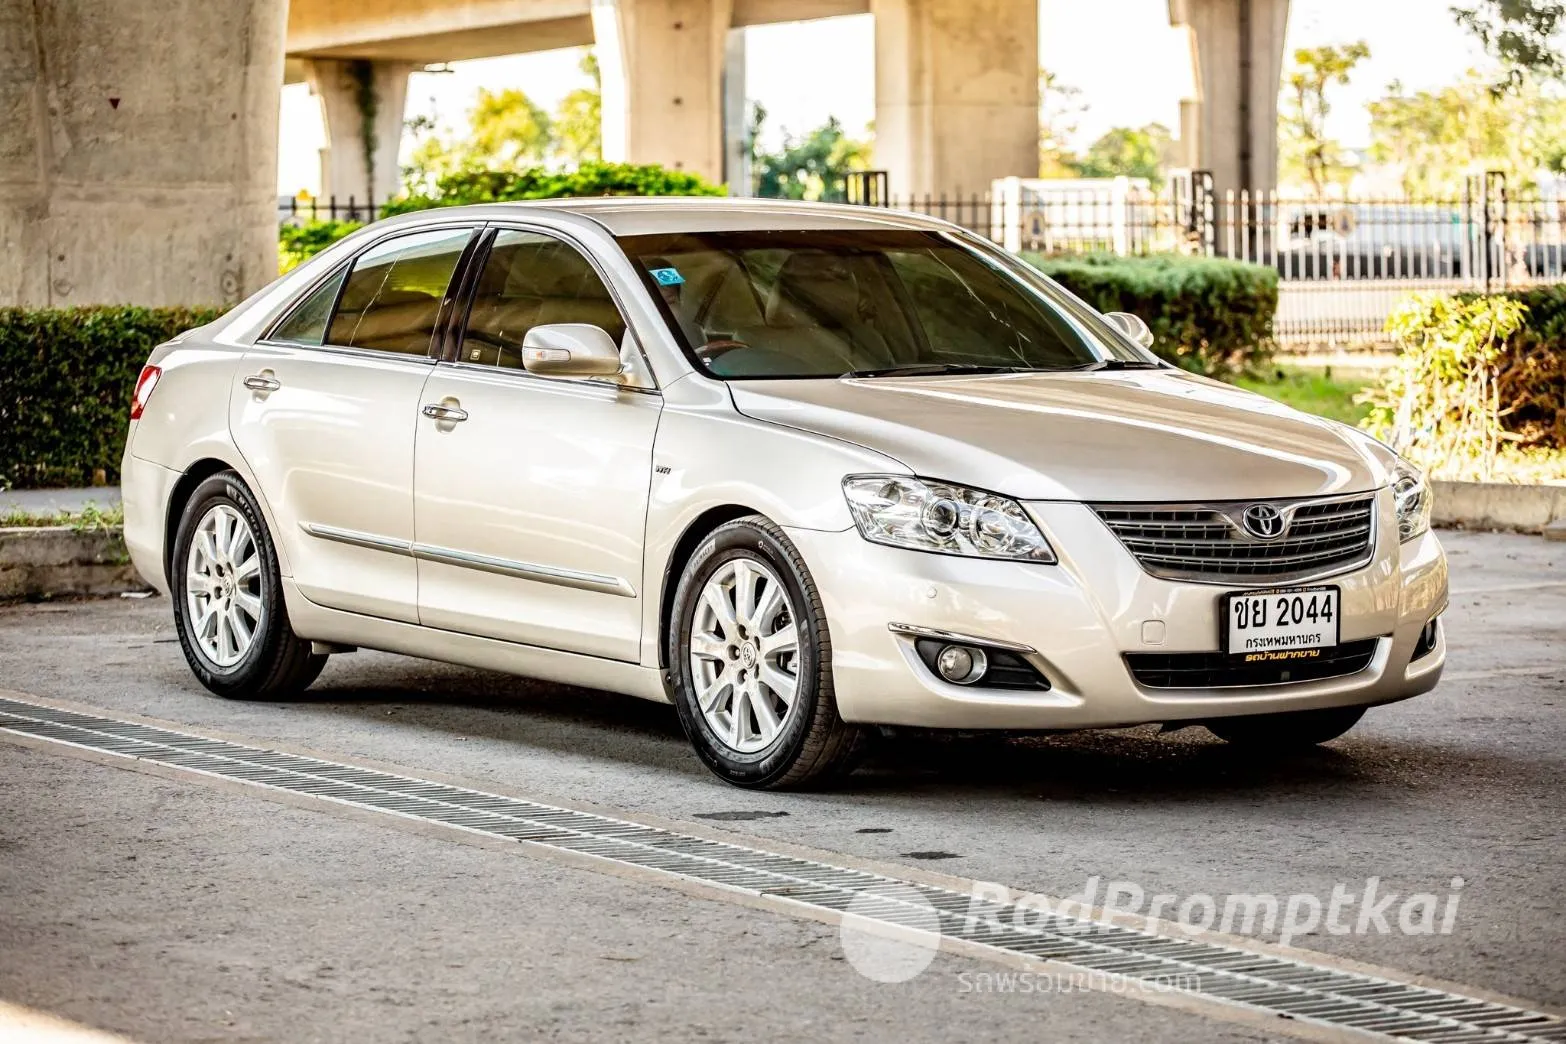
[833,170,1566,347]
[277,195,381,225]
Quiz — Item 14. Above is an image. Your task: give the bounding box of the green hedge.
[0,307,221,489]
[1024,253,1277,378]
[1462,285,1566,449]
[383,161,725,217]
[279,219,363,273]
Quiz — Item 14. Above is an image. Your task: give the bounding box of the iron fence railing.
[277,195,380,225]
[837,170,1565,347]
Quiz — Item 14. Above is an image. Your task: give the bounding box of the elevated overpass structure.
[2,0,1285,306]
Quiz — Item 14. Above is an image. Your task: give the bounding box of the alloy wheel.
[184,503,265,668]
[689,558,802,754]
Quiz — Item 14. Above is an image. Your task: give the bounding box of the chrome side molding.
[300,522,635,598]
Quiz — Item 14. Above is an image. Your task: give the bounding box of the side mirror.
[1104,311,1155,349]
[521,323,624,378]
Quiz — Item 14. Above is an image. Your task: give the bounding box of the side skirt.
[281,579,671,704]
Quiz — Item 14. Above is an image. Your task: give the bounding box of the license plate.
[1223,586,1340,655]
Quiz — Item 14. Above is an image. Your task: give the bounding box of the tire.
[170,472,326,699]
[667,515,866,789]
[1205,705,1365,748]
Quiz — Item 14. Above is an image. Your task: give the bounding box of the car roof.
[391,197,961,237]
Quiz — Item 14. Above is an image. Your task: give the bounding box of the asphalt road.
[1,527,1561,1041]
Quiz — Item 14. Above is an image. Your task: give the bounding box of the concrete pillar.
[0,0,286,307]
[591,0,732,182]
[722,28,749,196]
[1169,0,1291,198]
[304,58,413,214]
[871,0,1039,199]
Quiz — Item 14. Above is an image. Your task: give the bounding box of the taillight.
[130,365,161,420]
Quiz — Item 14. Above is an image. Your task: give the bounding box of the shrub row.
[1025,253,1278,379]
[1366,288,1566,478]
[382,161,725,217]
[0,307,221,488]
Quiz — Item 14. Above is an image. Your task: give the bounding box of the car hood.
[729,369,1391,503]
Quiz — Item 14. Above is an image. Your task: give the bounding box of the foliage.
[1038,69,1085,177]
[1453,0,1566,91]
[1368,71,1566,195]
[1074,123,1174,188]
[0,502,124,531]
[385,161,724,216]
[1023,253,1278,379]
[401,50,601,192]
[1280,41,1372,195]
[279,220,363,273]
[1364,291,1562,480]
[0,307,221,488]
[555,52,603,165]
[748,105,871,200]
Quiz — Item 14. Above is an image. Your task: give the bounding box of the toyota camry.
[121,199,1447,788]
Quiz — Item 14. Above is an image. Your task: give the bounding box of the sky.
[277,0,1489,196]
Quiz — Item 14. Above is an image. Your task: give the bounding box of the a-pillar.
[1169,0,1291,199]
[0,0,286,306]
[304,58,413,215]
[592,0,732,183]
[872,0,1040,200]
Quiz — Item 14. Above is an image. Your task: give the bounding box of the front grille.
[1126,639,1380,689]
[1093,495,1376,583]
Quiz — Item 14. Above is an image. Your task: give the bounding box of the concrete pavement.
[0,527,1561,1040]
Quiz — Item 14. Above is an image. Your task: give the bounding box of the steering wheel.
[697,338,750,361]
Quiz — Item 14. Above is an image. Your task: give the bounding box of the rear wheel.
[668,516,865,789]
[170,472,326,699]
[1205,706,1365,748]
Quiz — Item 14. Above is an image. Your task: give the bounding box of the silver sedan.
[121,199,1447,788]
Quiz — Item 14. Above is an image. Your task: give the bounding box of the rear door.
[233,225,476,622]
[411,226,662,660]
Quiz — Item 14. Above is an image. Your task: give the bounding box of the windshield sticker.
[650,267,685,287]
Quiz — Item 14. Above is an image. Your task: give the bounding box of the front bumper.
[787,490,1447,729]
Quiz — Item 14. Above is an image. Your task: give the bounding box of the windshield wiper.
[842,363,1032,378]
[1077,358,1164,371]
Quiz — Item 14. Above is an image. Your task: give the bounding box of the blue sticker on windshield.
[650,267,685,286]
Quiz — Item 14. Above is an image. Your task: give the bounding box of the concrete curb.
[1432,480,1566,534]
[0,526,149,600]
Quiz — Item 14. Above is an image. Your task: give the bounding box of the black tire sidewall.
[669,521,824,787]
[170,473,290,697]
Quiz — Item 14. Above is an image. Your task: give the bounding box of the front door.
[234,225,475,622]
[412,228,662,661]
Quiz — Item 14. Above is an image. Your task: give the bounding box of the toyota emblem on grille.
[1241,503,1287,539]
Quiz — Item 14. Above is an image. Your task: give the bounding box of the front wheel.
[170,472,326,699]
[1205,706,1366,748]
[667,516,865,789]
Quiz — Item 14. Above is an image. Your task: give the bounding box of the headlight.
[1392,460,1431,542]
[842,476,1056,562]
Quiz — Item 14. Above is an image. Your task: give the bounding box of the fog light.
[935,645,988,685]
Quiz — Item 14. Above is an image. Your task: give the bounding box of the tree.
[554,52,602,164]
[403,87,554,192]
[747,105,871,199]
[1452,0,1566,91]
[1369,71,1566,195]
[1279,41,1372,196]
[1075,123,1174,187]
[1039,69,1085,177]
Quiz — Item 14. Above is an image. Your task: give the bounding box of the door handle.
[422,403,469,422]
[243,373,280,392]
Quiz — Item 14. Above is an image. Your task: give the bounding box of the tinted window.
[271,266,347,346]
[459,230,628,369]
[326,227,472,356]
[617,229,1142,379]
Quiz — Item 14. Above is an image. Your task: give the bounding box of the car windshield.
[617,229,1153,379]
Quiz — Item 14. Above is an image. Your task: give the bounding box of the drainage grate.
[2,696,1561,1044]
